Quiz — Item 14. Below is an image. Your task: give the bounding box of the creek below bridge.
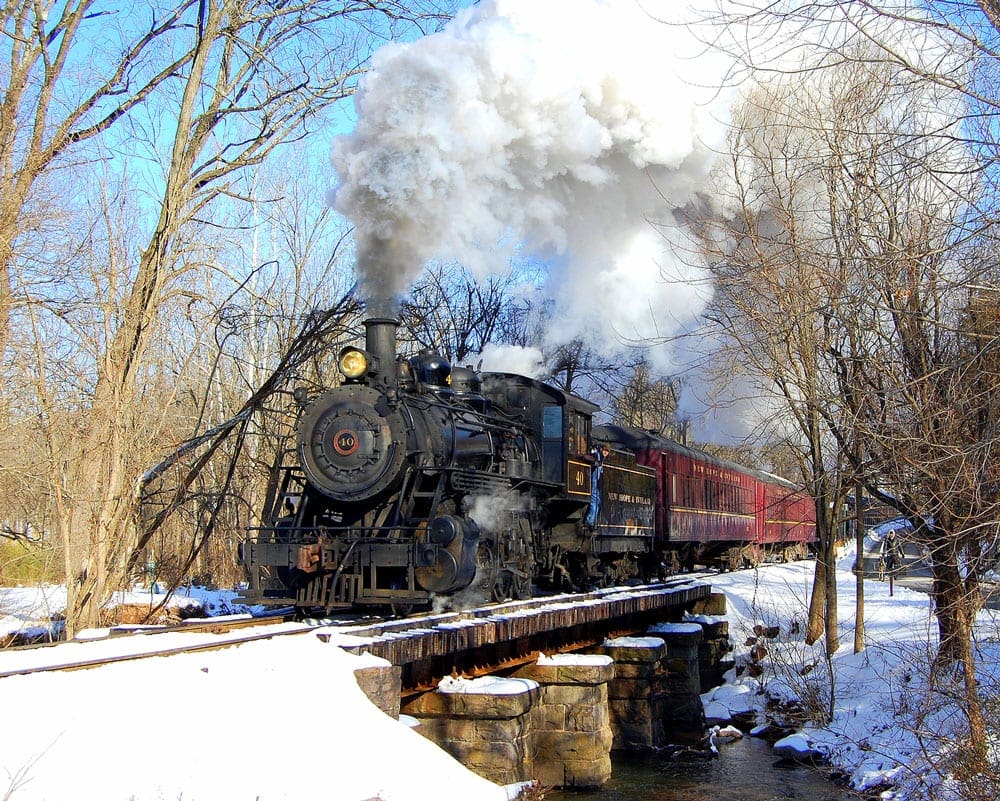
[549,736,858,801]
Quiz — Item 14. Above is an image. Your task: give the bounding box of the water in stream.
[548,736,860,801]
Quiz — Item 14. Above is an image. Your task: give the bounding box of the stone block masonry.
[600,636,669,749]
[352,656,402,719]
[601,623,711,750]
[684,591,734,689]
[350,618,732,787]
[693,617,733,689]
[400,655,618,789]
[689,591,728,616]
[337,583,735,788]
[400,675,539,786]
[648,622,707,744]
[514,653,615,788]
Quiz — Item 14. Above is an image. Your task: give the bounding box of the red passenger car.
[595,425,816,569]
[758,477,816,554]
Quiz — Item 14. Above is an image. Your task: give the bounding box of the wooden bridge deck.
[327,579,712,690]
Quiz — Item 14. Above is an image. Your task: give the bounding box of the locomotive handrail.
[246,526,439,540]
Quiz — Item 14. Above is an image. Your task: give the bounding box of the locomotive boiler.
[240,318,656,613]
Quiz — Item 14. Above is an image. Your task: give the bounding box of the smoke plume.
[331,0,733,368]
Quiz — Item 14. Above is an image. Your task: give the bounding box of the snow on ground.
[0,620,525,801]
[2,551,998,800]
[701,547,1000,799]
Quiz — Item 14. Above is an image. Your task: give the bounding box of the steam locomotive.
[239,318,815,614]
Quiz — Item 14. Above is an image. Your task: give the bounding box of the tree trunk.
[67,407,132,633]
[931,549,986,762]
[806,493,839,652]
[854,482,865,654]
[823,531,839,655]
[806,544,827,645]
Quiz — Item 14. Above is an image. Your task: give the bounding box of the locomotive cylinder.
[415,515,481,593]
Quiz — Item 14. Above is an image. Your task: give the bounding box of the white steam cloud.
[470,342,544,378]
[331,0,969,443]
[331,0,734,369]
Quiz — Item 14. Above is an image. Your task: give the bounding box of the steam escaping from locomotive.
[474,343,544,379]
[331,0,733,368]
[465,491,526,533]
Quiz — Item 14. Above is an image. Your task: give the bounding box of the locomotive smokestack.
[365,317,398,382]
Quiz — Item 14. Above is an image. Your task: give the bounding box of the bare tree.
[7,0,457,635]
[0,0,200,364]
[699,22,998,747]
[398,262,531,363]
[612,361,683,439]
[696,68,878,658]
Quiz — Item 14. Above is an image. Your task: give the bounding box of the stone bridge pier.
[348,587,733,790]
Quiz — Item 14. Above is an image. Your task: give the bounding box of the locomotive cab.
[479,373,597,492]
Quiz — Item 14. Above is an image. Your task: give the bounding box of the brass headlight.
[339,348,369,379]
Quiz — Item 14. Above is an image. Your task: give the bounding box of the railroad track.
[0,611,312,679]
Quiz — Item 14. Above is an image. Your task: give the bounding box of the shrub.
[0,540,61,584]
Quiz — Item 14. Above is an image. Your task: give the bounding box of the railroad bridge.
[327,578,733,789]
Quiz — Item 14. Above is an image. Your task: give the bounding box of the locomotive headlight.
[339,347,369,379]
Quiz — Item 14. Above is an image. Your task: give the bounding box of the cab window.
[567,410,590,456]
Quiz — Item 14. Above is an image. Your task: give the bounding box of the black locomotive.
[240,318,816,614]
[240,318,656,613]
